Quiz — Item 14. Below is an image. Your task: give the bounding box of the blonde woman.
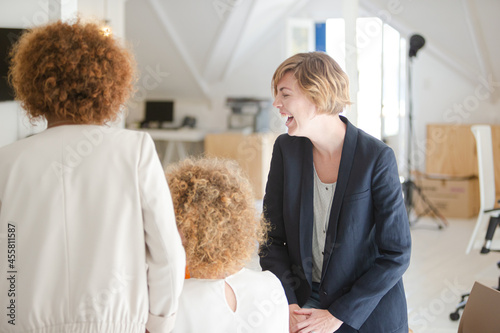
[167,158,289,332]
[0,20,185,333]
[260,52,411,333]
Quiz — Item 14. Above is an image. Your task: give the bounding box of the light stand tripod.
[401,34,448,229]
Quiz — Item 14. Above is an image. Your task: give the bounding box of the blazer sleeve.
[260,137,298,304]
[328,147,411,330]
[138,133,186,333]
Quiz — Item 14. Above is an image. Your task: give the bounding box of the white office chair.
[465,125,500,254]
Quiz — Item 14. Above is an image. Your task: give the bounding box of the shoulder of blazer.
[276,133,305,144]
[275,133,311,152]
[355,126,393,157]
[343,116,391,158]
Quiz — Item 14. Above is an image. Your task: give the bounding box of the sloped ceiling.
[126,0,207,100]
[361,0,499,90]
[125,0,500,102]
[125,0,308,102]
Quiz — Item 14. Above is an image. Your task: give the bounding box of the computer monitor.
[142,100,174,127]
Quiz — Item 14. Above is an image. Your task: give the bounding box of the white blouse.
[312,166,337,283]
[173,268,289,333]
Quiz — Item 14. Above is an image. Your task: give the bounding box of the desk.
[141,128,206,165]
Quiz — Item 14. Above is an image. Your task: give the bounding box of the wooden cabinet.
[204,132,278,199]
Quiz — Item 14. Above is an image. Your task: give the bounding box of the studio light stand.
[401,34,448,229]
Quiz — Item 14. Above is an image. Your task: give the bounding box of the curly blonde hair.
[8,19,135,124]
[272,52,351,115]
[166,157,269,279]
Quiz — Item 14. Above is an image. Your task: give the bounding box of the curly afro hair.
[8,19,135,124]
[166,157,269,279]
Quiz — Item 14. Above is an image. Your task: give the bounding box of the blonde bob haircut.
[166,157,269,279]
[272,52,351,115]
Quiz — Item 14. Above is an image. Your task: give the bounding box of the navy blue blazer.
[260,116,411,333]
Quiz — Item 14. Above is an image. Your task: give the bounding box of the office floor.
[405,217,499,333]
[247,210,500,333]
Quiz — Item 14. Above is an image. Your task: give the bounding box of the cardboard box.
[413,174,479,218]
[204,132,277,199]
[458,282,500,333]
[425,124,478,177]
[425,124,500,200]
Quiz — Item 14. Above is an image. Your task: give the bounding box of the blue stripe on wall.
[315,22,326,52]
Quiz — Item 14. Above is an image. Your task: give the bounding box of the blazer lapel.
[321,116,358,277]
[299,138,314,286]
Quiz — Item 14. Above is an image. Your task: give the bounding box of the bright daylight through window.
[288,17,406,142]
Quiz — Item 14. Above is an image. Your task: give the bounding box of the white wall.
[209,28,287,133]
[0,102,19,146]
[0,0,49,148]
[409,51,500,171]
[0,0,128,148]
[78,0,126,39]
[0,0,50,29]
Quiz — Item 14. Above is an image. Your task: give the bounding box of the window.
[286,19,314,57]
[288,17,406,141]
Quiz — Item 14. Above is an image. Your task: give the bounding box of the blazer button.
[283,242,287,246]
[322,290,328,296]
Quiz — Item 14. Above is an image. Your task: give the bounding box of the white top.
[0,125,186,333]
[173,268,289,333]
[312,167,336,283]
